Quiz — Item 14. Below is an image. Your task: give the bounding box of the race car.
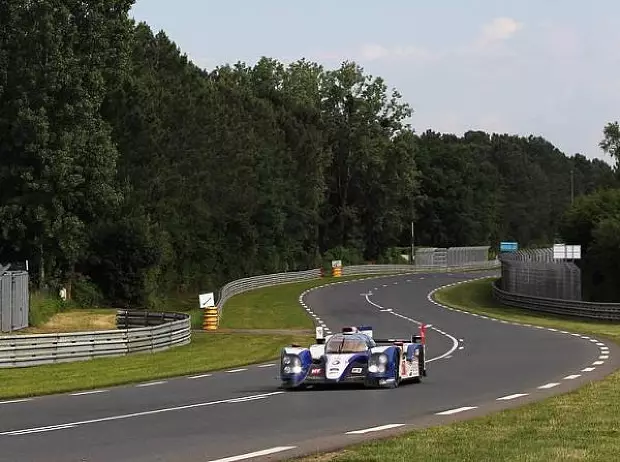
[279,324,427,389]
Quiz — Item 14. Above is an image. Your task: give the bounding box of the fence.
[0,310,190,368]
[0,266,29,333]
[498,249,581,300]
[492,280,620,321]
[493,247,620,321]
[414,246,491,267]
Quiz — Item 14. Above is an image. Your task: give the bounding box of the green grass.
[28,291,66,327]
[0,333,311,399]
[296,277,620,462]
[219,276,373,330]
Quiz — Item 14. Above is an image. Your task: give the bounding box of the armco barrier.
[214,259,501,319]
[341,260,500,277]
[0,310,191,368]
[215,268,321,315]
[492,280,620,321]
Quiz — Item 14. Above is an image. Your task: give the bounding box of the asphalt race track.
[1,271,618,462]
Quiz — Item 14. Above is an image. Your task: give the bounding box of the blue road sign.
[499,241,519,252]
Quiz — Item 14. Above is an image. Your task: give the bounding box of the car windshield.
[325,335,368,354]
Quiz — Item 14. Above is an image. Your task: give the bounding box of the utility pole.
[410,220,415,266]
[570,169,574,205]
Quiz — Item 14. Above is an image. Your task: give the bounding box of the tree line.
[1,2,617,307]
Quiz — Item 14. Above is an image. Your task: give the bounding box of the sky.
[129,0,620,164]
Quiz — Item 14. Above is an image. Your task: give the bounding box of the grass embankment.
[219,275,371,330]
[297,278,620,462]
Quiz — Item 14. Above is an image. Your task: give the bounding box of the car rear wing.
[374,324,429,345]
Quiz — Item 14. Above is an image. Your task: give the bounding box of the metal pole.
[411,221,415,266]
[570,169,574,205]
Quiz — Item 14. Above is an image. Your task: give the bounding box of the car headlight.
[368,353,388,374]
[282,355,302,374]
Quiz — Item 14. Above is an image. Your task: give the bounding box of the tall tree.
[0,1,133,290]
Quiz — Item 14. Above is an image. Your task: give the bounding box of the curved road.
[0,271,617,462]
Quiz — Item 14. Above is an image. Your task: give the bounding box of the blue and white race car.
[279,324,427,389]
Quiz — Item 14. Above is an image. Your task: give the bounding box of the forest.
[1,2,619,307]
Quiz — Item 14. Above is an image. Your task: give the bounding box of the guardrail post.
[203,306,219,330]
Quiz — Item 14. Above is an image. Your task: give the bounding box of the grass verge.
[0,333,311,399]
[219,276,375,330]
[296,277,620,462]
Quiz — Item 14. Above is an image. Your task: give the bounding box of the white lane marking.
[599,355,609,360]
[225,369,247,373]
[380,308,393,312]
[257,364,275,368]
[538,382,560,389]
[136,381,166,388]
[345,423,405,434]
[596,342,605,346]
[564,374,581,380]
[581,367,596,372]
[188,373,212,379]
[70,390,108,396]
[364,294,459,363]
[436,406,478,415]
[592,361,605,365]
[496,393,529,401]
[206,446,297,462]
[0,398,33,405]
[0,392,285,436]
[5,424,78,436]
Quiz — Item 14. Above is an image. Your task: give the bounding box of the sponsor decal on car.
[351,367,362,374]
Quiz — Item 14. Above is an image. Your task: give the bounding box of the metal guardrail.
[0,310,191,368]
[492,280,620,321]
[215,269,321,314]
[214,260,500,317]
[342,260,500,276]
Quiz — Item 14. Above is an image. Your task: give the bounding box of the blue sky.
[130,0,620,164]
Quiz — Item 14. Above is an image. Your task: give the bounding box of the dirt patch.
[18,310,117,334]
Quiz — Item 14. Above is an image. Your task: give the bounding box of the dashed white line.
[257,364,275,368]
[496,393,529,401]
[436,406,478,415]
[599,355,609,360]
[206,446,297,462]
[1,392,285,437]
[592,361,605,366]
[563,374,581,380]
[225,369,248,374]
[188,373,213,379]
[538,382,560,389]
[70,390,108,396]
[365,293,459,363]
[346,423,405,435]
[581,367,596,372]
[136,381,166,388]
[0,398,32,405]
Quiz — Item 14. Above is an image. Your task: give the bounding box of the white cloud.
[479,17,523,44]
